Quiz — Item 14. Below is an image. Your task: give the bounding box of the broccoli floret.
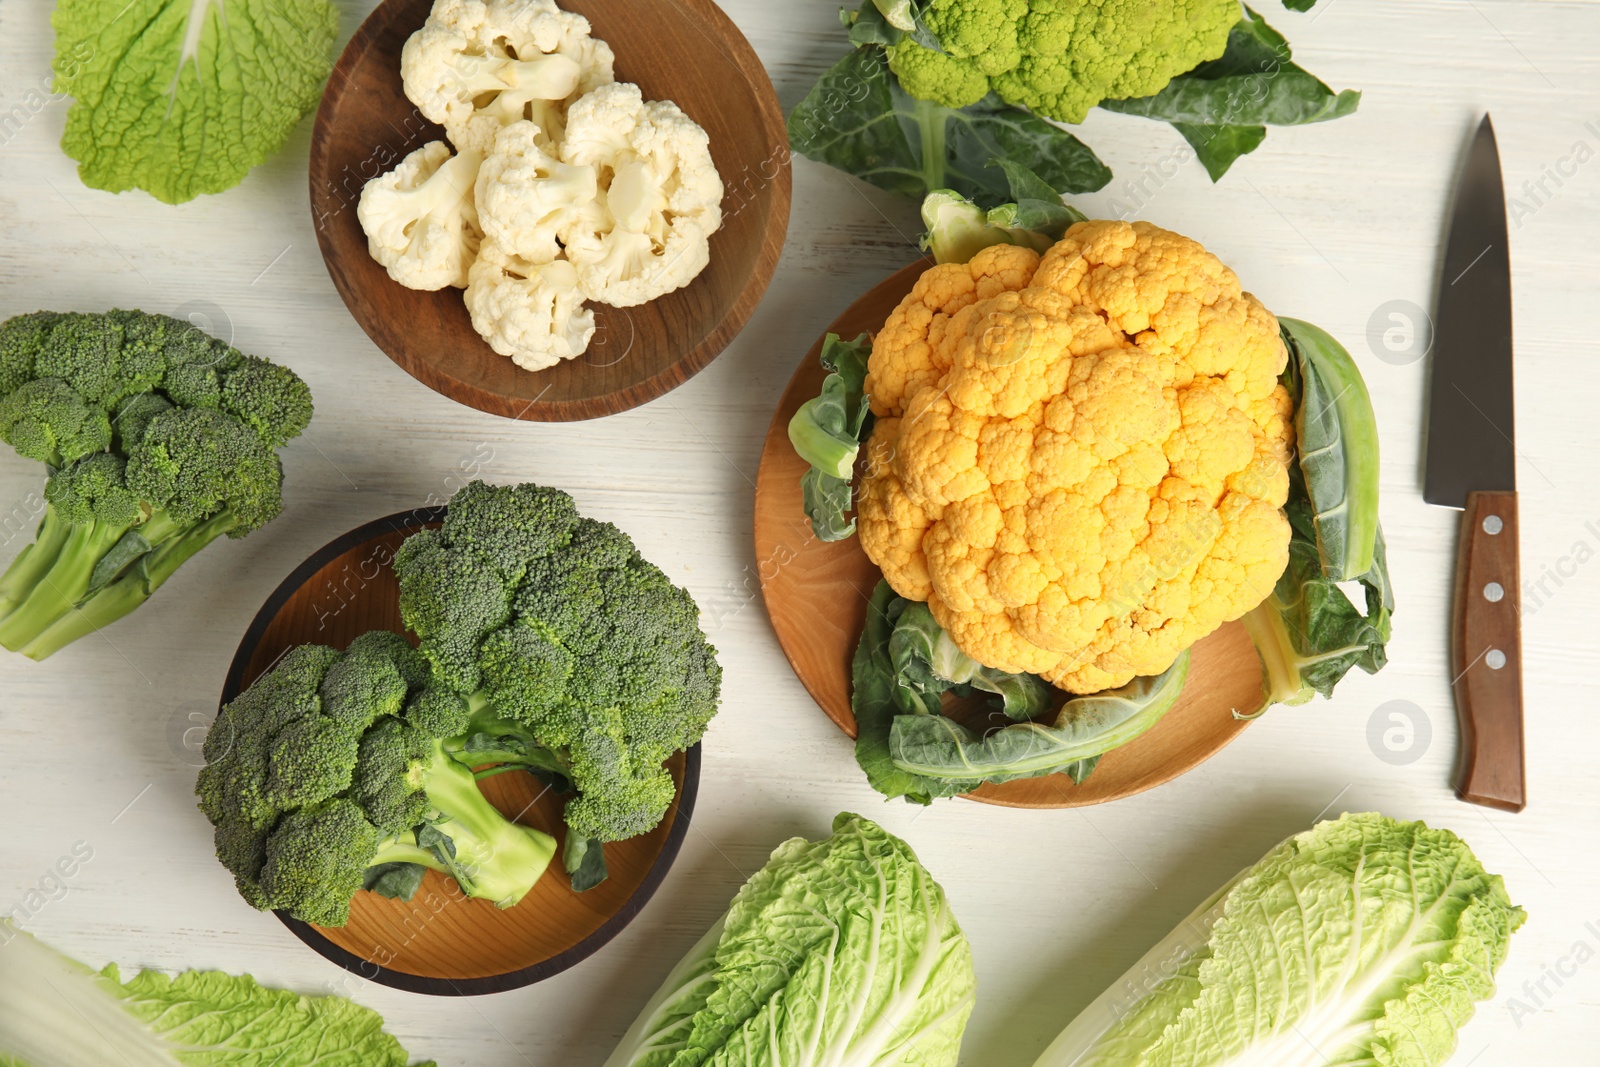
[112,392,174,451]
[197,635,558,928]
[125,408,285,534]
[33,311,167,406]
[353,718,436,837]
[0,312,60,397]
[563,721,678,843]
[396,481,722,889]
[0,378,112,465]
[218,356,316,448]
[259,800,380,928]
[402,684,473,739]
[0,309,313,660]
[44,454,143,528]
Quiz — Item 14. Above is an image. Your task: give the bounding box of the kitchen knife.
[1425,114,1524,812]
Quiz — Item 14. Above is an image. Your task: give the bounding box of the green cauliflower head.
[888,0,1238,123]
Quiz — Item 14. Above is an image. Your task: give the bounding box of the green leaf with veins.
[850,0,943,51]
[0,923,430,1065]
[1100,9,1358,179]
[791,333,873,542]
[603,815,975,1067]
[1172,123,1268,181]
[789,48,1110,203]
[1280,317,1381,581]
[852,582,961,804]
[1036,814,1524,1067]
[889,652,1189,788]
[52,0,339,203]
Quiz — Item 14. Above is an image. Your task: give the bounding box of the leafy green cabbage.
[0,922,431,1065]
[1032,813,1525,1067]
[52,0,339,203]
[604,813,976,1067]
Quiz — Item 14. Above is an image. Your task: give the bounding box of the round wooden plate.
[309,0,791,422]
[753,261,1266,809]
[220,508,698,995]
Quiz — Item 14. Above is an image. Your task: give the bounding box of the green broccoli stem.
[0,504,76,618]
[0,505,239,661]
[0,511,132,655]
[445,698,573,782]
[415,740,558,909]
[370,837,450,871]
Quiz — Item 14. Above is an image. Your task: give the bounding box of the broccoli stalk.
[0,504,239,660]
[371,739,558,908]
[0,309,312,660]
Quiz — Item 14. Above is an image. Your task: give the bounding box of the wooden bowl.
[753,261,1265,809]
[219,508,698,994]
[309,0,791,421]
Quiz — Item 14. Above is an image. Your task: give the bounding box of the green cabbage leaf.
[0,922,431,1065]
[1032,813,1525,1067]
[604,813,976,1067]
[52,0,339,203]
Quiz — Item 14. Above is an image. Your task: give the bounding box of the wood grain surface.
[1451,491,1526,812]
[753,261,1264,809]
[221,510,697,994]
[308,0,791,422]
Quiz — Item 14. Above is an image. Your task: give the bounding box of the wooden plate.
[220,508,698,995]
[309,0,791,422]
[753,261,1265,809]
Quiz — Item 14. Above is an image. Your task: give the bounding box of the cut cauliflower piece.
[476,121,599,264]
[465,239,596,371]
[558,83,724,308]
[857,223,1295,694]
[358,141,484,291]
[402,0,615,157]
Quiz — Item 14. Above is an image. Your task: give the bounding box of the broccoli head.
[0,309,313,660]
[197,632,557,928]
[396,481,722,888]
[886,0,1238,123]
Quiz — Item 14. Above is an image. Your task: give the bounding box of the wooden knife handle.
[1451,491,1526,812]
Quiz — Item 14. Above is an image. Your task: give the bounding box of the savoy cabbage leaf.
[52,0,339,203]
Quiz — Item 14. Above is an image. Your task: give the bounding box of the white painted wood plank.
[2,1,1598,1063]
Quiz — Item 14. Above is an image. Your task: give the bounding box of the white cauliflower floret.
[357,141,484,291]
[558,83,724,308]
[402,0,615,158]
[476,121,598,264]
[465,239,596,370]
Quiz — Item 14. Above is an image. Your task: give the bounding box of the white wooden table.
[2,2,1597,1063]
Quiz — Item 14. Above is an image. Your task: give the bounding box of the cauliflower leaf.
[790,333,874,542]
[52,0,338,203]
[1101,8,1361,179]
[788,47,1110,204]
[797,1,1359,196]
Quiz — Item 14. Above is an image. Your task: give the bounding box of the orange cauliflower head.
[858,220,1294,694]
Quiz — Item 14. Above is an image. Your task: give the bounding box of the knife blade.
[1425,114,1525,812]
